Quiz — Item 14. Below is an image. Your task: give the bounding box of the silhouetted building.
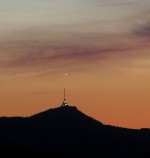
[61,87,68,106]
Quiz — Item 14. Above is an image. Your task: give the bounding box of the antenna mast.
[61,74,69,106]
[62,87,68,106]
[64,87,66,99]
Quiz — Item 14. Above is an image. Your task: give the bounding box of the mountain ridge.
[0,105,149,157]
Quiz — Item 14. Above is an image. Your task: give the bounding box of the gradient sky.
[0,0,150,128]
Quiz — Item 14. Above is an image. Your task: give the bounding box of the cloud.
[3,43,132,69]
[0,26,149,76]
[27,90,57,96]
[0,36,149,83]
[134,22,150,38]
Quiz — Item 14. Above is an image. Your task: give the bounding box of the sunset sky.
[0,0,150,129]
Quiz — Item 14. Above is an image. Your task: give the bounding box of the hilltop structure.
[61,87,68,106]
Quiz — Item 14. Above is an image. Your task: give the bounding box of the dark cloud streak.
[0,28,149,76]
[134,22,150,38]
[5,46,132,69]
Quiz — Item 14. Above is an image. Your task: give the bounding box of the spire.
[64,87,66,99]
[62,87,68,106]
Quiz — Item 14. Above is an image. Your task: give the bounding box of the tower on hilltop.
[61,87,68,106]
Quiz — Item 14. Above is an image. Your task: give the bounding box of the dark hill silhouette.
[0,106,149,158]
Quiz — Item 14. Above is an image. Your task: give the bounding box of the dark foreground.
[0,106,149,158]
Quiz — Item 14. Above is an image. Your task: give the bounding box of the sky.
[0,0,150,129]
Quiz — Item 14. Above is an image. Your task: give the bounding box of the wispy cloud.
[0,30,149,76]
[134,22,150,38]
[27,90,57,96]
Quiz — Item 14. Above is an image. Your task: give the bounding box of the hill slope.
[0,106,149,157]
